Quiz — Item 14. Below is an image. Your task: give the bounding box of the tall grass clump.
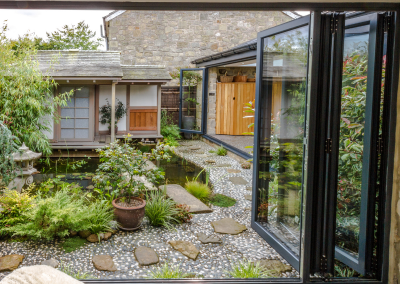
[226,259,270,279]
[147,262,189,279]
[185,181,211,202]
[216,145,228,156]
[145,189,179,230]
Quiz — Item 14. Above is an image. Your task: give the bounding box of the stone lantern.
[8,143,42,192]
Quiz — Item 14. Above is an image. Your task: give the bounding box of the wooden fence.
[161,86,197,125]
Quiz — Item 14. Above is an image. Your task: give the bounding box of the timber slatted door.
[216,82,255,135]
[129,108,157,131]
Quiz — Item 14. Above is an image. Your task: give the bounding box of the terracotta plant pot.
[112,197,146,230]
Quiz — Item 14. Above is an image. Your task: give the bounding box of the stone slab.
[168,240,199,260]
[92,255,117,271]
[0,255,24,272]
[211,218,247,235]
[228,176,248,185]
[197,233,222,244]
[161,184,212,213]
[213,163,231,168]
[227,169,241,174]
[134,247,159,266]
[246,186,252,191]
[244,194,252,201]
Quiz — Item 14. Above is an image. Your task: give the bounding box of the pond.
[32,153,206,189]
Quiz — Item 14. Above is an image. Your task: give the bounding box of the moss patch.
[61,237,87,253]
[209,194,236,207]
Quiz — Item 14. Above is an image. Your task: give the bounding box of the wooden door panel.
[130,109,157,131]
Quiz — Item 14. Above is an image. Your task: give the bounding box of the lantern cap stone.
[12,143,42,162]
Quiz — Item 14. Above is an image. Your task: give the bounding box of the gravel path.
[0,140,298,280]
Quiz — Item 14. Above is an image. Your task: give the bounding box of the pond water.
[32,153,205,188]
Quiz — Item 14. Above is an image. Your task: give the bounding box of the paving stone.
[0,255,24,272]
[227,169,241,174]
[255,259,292,276]
[213,163,231,167]
[87,234,99,243]
[41,258,59,268]
[211,218,247,235]
[92,255,117,271]
[205,160,216,164]
[79,230,91,238]
[197,233,222,244]
[189,147,201,150]
[162,184,212,213]
[228,176,248,185]
[246,186,252,191]
[244,194,252,201]
[168,240,200,260]
[134,247,159,266]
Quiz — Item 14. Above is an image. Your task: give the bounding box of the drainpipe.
[111,82,116,142]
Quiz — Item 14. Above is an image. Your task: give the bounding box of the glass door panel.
[253,16,310,271]
[179,68,206,134]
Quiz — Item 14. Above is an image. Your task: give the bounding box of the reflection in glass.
[181,70,203,132]
[336,26,370,257]
[257,25,308,256]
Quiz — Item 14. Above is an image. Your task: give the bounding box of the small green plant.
[164,136,180,147]
[241,162,251,169]
[226,259,270,279]
[334,263,355,278]
[61,237,87,253]
[209,194,236,207]
[184,181,210,202]
[160,110,181,140]
[145,189,180,230]
[216,145,228,156]
[99,98,127,130]
[147,262,189,279]
[173,204,192,223]
[58,261,94,279]
[85,201,114,235]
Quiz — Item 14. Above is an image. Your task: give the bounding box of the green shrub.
[185,181,211,201]
[216,145,228,156]
[61,237,87,253]
[173,204,192,223]
[161,110,181,140]
[85,201,114,235]
[164,136,180,147]
[145,189,180,230]
[226,259,270,278]
[147,262,189,279]
[209,194,236,207]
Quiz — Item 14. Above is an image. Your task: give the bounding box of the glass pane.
[75,118,89,128]
[75,87,90,97]
[75,108,89,118]
[66,98,74,107]
[335,25,370,257]
[257,25,309,256]
[181,70,203,132]
[61,118,74,128]
[61,108,74,118]
[76,98,89,107]
[61,129,74,139]
[75,129,89,139]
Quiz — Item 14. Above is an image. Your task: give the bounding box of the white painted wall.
[130,85,157,107]
[99,85,127,132]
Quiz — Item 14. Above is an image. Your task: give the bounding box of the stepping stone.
[189,147,201,150]
[92,255,117,271]
[229,177,248,185]
[168,240,199,260]
[255,259,292,276]
[0,255,24,272]
[134,247,159,266]
[41,258,59,268]
[246,186,252,191]
[227,169,241,174]
[213,163,231,168]
[245,194,252,201]
[211,218,247,235]
[197,233,222,244]
[161,184,212,213]
[205,160,216,164]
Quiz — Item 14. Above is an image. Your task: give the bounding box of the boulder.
[103,232,112,241]
[87,234,99,243]
[0,255,24,272]
[211,218,247,235]
[92,255,117,271]
[134,247,159,266]
[79,230,91,238]
[168,240,199,260]
[40,258,59,268]
[197,233,222,244]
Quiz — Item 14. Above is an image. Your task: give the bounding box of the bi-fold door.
[252,12,395,279]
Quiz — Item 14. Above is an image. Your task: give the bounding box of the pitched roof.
[36,50,123,78]
[103,10,126,22]
[121,65,172,80]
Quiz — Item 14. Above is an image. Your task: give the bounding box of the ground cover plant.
[161,110,181,143]
[148,262,189,279]
[209,193,236,207]
[61,237,87,253]
[226,259,270,279]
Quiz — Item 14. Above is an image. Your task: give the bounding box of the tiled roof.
[121,65,172,80]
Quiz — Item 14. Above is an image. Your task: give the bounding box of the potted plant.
[99,98,127,135]
[92,135,173,230]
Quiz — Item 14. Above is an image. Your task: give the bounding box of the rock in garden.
[163,184,212,213]
[245,194,252,201]
[69,231,77,237]
[228,176,248,185]
[41,258,59,268]
[87,234,99,243]
[255,259,292,276]
[134,247,159,266]
[227,169,241,174]
[197,233,222,244]
[211,218,247,235]
[92,255,117,271]
[79,230,91,238]
[168,240,200,260]
[205,160,216,164]
[246,186,252,191]
[103,232,112,240]
[0,255,24,272]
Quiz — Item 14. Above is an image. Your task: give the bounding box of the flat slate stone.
[213,163,231,168]
[255,259,292,276]
[227,169,241,174]
[134,247,159,266]
[211,218,247,235]
[197,233,222,244]
[41,258,59,268]
[244,194,252,201]
[161,184,212,213]
[189,147,201,150]
[229,176,248,185]
[92,255,117,271]
[0,255,24,272]
[168,240,199,260]
[246,186,252,191]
